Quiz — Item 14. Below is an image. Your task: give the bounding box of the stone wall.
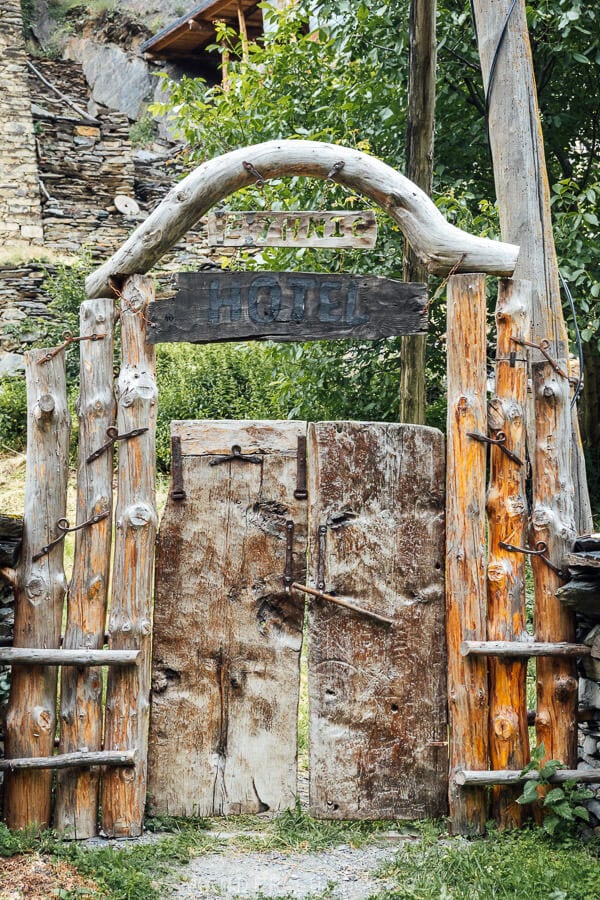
[0,0,44,248]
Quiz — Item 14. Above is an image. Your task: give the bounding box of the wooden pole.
[55,298,115,839]
[0,649,139,666]
[102,275,157,838]
[0,751,136,772]
[236,1,249,64]
[470,0,591,535]
[462,641,590,658]
[446,273,489,834]
[486,278,530,827]
[399,0,436,425]
[4,349,70,830]
[457,768,600,787]
[531,361,577,765]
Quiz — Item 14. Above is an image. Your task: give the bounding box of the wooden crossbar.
[456,768,600,786]
[0,649,140,666]
[0,751,136,771]
[461,641,590,658]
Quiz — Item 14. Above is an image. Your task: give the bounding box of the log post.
[4,349,70,830]
[446,273,489,834]
[55,298,115,838]
[486,279,531,827]
[531,361,577,765]
[101,276,157,838]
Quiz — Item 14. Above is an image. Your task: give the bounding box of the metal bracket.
[38,331,106,364]
[511,335,577,384]
[170,435,186,502]
[499,539,568,579]
[33,511,110,562]
[86,426,149,464]
[467,430,523,466]
[242,160,265,187]
[209,444,263,466]
[284,520,295,589]
[294,435,308,500]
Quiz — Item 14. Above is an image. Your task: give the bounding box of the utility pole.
[399,0,436,424]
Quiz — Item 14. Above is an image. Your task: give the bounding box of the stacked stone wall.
[0,0,44,248]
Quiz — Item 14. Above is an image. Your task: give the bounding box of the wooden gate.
[147,418,447,819]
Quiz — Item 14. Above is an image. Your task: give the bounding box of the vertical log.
[55,299,115,838]
[236,1,249,64]
[532,361,577,765]
[470,0,591,532]
[4,349,70,830]
[446,273,489,834]
[102,276,157,837]
[399,0,436,425]
[487,279,531,827]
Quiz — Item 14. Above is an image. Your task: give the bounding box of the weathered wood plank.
[55,297,116,839]
[0,515,23,568]
[102,276,157,838]
[4,349,70,831]
[86,140,519,299]
[446,273,489,835]
[147,273,427,345]
[147,420,307,818]
[207,210,378,248]
[486,278,530,828]
[307,421,447,820]
[0,649,139,665]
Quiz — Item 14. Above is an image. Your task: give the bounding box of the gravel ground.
[167,836,412,899]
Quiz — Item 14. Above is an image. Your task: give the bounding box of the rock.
[0,352,25,377]
[580,678,600,708]
[67,38,153,120]
[583,735,599,756]
[586,799,600,821]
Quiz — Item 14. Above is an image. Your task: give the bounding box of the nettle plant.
[517,743,594,836]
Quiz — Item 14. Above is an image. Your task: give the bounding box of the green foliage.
[516,743,594,837]
[0,377,28,453]
[378,824,600,899]
[129,115,157,149]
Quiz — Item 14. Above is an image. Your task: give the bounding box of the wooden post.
[399,0,436,425]
[54,298,115,838]
[236,1,249,64]
[532,361,577,765]
[102,276,157,838]
[446,273,489,834]
[486,279,530,827]
[4,349,70,830]
[471,0,592,535]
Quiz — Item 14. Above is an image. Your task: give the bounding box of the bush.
[0,378,27,453]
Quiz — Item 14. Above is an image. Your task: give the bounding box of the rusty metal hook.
[38,331,106,364]
[209,444,262,466]
[87,426,149,464]
[467,430,523,466]
[32,511,110,562]
[498,539,568,579]
[242,160,265,187]
[327,160,345,181]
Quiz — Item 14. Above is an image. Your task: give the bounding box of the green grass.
[375,824,600,900]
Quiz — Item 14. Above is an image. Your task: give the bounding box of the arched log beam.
[86,140,519,298]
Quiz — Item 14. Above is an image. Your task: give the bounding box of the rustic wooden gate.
[147,418,447,819]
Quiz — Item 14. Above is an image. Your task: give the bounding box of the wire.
[559,270,585,409]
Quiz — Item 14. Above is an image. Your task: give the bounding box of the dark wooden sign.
[207,210,378,249]
[147,272,427,344]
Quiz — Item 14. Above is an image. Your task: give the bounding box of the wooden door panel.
[147,420,307,817]
[307,422,447,819]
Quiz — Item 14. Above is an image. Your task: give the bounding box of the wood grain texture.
[471,0,591,533]
[531,361,577,767]
[445,274,489,835]
[486,279,530,827]
[0,751,136,772]
[86,140,519,298]
[147,273,427,345]
[147,420,307,818]
[55,297,116,839]
[102,276,157,838]
[4,349,70,830]
[307,421,447,820]
[206,210,378,248]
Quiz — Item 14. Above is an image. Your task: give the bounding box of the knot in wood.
[25,575,47,606]
[34,392,56,420]
[127,503,156,529]
[493,710,518,741]
[535,710,551,728]
[487,561,508,585]
[554,675,578,701]
[32,706,53,732]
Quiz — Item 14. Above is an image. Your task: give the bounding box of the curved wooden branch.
[86,140,519,298]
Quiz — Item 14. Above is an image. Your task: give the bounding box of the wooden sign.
[147,271,427,345]
[207,210,378,248]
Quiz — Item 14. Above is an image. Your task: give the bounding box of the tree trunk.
[399,0,436,425]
